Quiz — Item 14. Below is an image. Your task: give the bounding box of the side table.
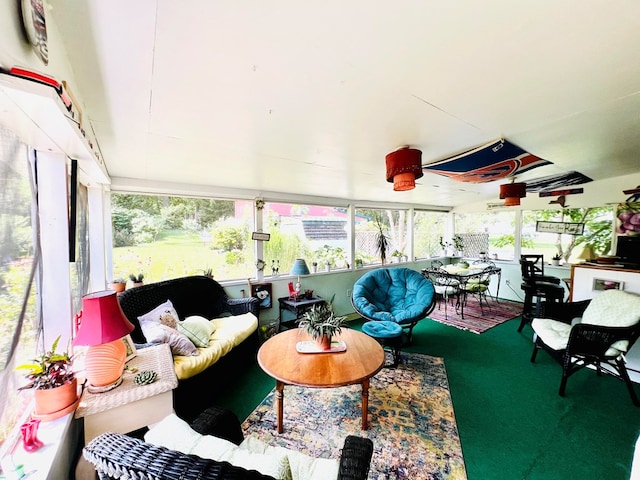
[277,296,326,332]
[74,343,178,480]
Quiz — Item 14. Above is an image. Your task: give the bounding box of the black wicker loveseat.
[117,275,260,421]
[83,407,374,480]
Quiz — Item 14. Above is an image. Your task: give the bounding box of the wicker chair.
[530,290,640,406]
[83,406,374,480]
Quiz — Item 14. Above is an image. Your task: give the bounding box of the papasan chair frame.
[351,267,436,343]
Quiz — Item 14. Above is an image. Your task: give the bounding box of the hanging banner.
[536,221,584,235]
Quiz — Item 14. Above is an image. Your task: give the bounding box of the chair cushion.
[352,268,435,324]
[531,318,572,350]
[434,284,457,296]
[145,413,290,479]
[582,290,640,352]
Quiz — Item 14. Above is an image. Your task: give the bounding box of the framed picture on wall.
[251,283,273,309]
[593,278,624,292]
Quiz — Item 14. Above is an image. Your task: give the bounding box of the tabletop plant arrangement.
[16,335,79,421]
[300,302,347,350]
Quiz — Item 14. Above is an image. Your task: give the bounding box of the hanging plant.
[374,216,390,264]
[255,198,265,210]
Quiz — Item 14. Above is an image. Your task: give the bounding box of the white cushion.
[145,414,290,479]
[240,436,339,480]
[531,318,572,351]
[581,290,640,352]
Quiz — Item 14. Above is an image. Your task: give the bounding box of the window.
[413,210,447,259]
[521,207,614,263]
[263,202,350,273]
[355,208,408,266]
[0,126,39,449]
[454,211,517,260]
[111,194,254,282]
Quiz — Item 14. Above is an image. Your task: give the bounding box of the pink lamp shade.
[386,147,423,191]
[73,290,134,389]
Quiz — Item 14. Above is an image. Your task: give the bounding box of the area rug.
[241,353,466,480]
[428,298,523,334]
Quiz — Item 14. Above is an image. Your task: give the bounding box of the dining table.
[428,262,502,319]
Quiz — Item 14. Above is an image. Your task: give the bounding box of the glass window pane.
[413,210,447,259]
[455,211,517,260]
[355,208,408,266]
[111,194,254,282]
[521,207,614,263]
[264,202,350,273]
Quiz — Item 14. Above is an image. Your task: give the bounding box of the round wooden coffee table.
[257,328,384,433]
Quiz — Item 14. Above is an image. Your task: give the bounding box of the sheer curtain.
[0,125,40,449]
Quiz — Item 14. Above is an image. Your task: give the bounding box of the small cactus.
[134,370,157,386]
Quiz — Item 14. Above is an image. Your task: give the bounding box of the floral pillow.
[138,300,198,356]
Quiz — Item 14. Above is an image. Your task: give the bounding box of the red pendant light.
[499,182,527,206]
[386,147,423,191]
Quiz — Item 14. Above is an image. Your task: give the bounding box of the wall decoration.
[251,283,272,309]
[616,202,640,236]
[538,187,584,198]
[536,221,584,235]
[21,0,49,65]
[526,171,592,192]
[422,138,551,183]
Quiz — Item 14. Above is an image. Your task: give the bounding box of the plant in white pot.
[300,303,347,350]
[15,335,78,420]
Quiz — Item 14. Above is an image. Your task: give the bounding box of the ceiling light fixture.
[499,182,527,206]
[386,147,423,191]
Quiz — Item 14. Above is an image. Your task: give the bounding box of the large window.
[111,194,254,282]
[521,207,614,263]
[264,202,350,273]
[454,211,517,260]
[0,126,38,448]
[355,208,408,266]
[414,210,447,259]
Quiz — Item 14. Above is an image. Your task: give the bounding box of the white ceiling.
[47,0,640,209]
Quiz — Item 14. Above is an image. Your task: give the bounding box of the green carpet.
[217,315,640,479]
[241,353,466,479]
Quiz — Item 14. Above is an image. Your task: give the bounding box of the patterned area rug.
[242,353,466,479]
[428,297,523,334]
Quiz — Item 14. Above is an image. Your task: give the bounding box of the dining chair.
[422,268,460,320]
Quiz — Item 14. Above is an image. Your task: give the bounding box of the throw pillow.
[177,315,215,348]
[138,300,199,356]
[145,413,201,453]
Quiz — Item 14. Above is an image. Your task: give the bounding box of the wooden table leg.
[361,378,370,430]
[275,380,284,433]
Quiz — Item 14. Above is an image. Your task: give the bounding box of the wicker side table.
[75,343,177,480]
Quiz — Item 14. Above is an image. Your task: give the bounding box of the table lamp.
[290,259,310,298]
[73,290,135,392]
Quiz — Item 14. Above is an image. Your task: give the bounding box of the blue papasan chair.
[351,268,436,343]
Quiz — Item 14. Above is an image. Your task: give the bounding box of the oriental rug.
[242,353,466,480]
[428,298,523,334]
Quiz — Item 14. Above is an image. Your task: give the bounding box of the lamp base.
[84,339,127,390]
[87,375,123,394]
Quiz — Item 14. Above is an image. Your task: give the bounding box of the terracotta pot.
[110,282,126,293]
[33,378,78,420]
[317,334,332,351]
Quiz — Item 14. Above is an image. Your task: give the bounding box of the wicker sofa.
[83,406,374,480]
[117,275,260,421]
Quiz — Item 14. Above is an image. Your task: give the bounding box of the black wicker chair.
[530,291,640,406]
[83,407,374,480]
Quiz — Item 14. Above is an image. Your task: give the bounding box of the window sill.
[1,412,77,480]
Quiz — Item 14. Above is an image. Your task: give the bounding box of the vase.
[317,334,332,351]
[33,378,78,420]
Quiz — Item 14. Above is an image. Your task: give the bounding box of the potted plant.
[551,254,562,266]
[374,216,390,264]
[15,336,78,420]
[391,250,404,263]
[110,278,126,293]
[300,303,347,350]
[129,273,144,287]
[202,267,214,279]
